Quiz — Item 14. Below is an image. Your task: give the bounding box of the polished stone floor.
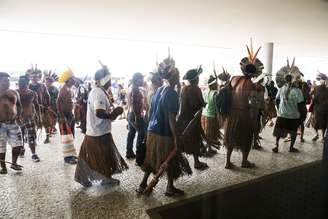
[0,120,324,219]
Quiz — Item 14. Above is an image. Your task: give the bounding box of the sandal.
[165,187,185,197]
[136,185,146,194]
[253,145,263,150]
[0,168,7,174]
[289,148,300,153]
[207,147,218,155]
[241,161,256,168]
[100,178,120,186]
[225,162,235,169]
[312,135,319,142]
[80,181,92,187]
[272,147,279,153]
[10,164,22,171]
[194,161,209,170]
[64,157,77,165]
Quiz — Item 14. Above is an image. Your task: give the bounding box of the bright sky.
[1,30,328,83]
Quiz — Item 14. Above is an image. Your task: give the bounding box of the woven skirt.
[273,117,300,138]
[201,115,221,142]
[74,133,128,186]
[142,133,192,180]
[313,110,328,130]
[177,118,203,156]
[266,99,277,119]
[224,109,257,152]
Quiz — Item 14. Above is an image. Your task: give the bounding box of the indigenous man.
[274,58,306,148]
[177,66,208,170]
[117,84,127,119]
[224,42,264,169]
[44,71,59,135]
[17,76,41,162]
[312,73,328,141]
[323,129,328,217]
[252,74,267,150]
[265,80,278,126]
[74,79,88,134]
[218,68,231,89]
[57,69,78,164]
[0,72,23,174]
[273,74,304,153]
[298,80,311,143]
[27,66,52,144]
[126,72,146,159]
[217,68,231,128]
[75,65,128,187]
[201,75,220,155]
[137,58,192,196]
[148,71,163,108]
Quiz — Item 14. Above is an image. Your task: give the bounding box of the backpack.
[215,82,233,116]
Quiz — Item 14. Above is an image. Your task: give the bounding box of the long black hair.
[285,74,293,101]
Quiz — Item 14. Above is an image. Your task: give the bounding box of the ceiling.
[0,0,328,77]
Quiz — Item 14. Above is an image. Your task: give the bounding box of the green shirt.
[202,90,217,118]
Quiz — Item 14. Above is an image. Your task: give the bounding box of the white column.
[263,42,274,80]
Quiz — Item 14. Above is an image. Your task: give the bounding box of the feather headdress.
[218,67,231,82]
[43,70,58,82]
[240,39,264,77]
[26,64,42,78]
[158,48,178,79]
[316,71,328,81]
[275,57,303,88]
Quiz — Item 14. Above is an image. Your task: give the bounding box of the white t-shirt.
[276,85,304,119]
[86,87,112,136]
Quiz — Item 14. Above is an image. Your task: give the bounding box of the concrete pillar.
[263,42,274,80]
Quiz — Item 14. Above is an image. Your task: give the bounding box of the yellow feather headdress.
[240,38,264,77]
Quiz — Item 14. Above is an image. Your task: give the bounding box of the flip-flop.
[253,145,263,150]
[312,135,319,142]
[241,161,256,168]
[101,178,120,186]
[208,148,218,154]
[68,160,77,164]
[135,186,146,194]
[272,147,279,153]
[289,148,300,153]
[10,164,22,171]
[225,162,235,169]
[165,188,185,197]
[0,168,7,174]
[81,181,92,187]
[194,162,209,170]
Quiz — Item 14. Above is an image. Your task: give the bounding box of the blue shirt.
[148,86,179,137]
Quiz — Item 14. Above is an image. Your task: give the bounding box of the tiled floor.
[0,120,323,218]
